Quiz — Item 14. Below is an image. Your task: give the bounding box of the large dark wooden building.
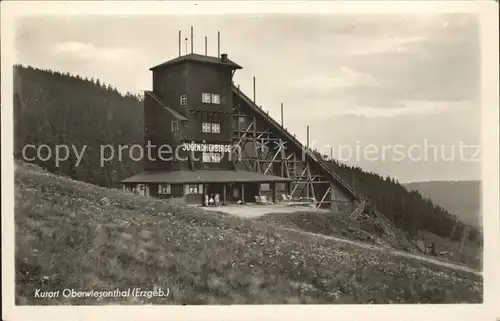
[122,41,360,210]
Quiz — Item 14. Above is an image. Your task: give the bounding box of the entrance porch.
[122,169,292,207]
[198,181,290,206]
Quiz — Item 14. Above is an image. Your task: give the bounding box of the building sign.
[181,142,233,153]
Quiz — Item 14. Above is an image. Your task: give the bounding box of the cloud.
[332,100,472,118]
[277,66,381,98]
[334,35,425,56]
[52,41,136,62]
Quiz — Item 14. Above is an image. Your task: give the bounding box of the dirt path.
[210,205,481,276]
[281,227,482,276]
[202,204,328,218]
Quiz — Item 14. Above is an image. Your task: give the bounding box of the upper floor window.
[201,122,220,134]
[171,121,179,132]
[202,122,211,133]
[202,93,211,103]
[202,152,221,163]
[211,123,220,133]
[180,95,188,106]
[238,116,245,123]
[211,94,220,104]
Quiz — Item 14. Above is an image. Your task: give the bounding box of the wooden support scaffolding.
[231,109,352,210]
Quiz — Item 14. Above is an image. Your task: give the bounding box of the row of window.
[158,184,204,195]
[131,183,285,197]
[180,93,221,106]
[171,121,221,133]
[202,93,220,104]
[202,122,220,133]
[202,152,222,163]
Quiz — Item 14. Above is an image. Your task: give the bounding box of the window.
[211,94,220,104]
[135,184,145,195]
[187,184,199,194]
[202,93,211,103]
[202,152,221,163]
[260,183,271,192]
[276,183,286,191]
[202,122,211,133]
[158,184,171,195]
[238,116,245,123]
[211,123,220,133]
[202,152,212,163]
[211,152,222,163]
[171,121,179,132]
[180,95,188,106]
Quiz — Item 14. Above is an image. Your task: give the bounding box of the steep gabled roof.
[145,91,188,121]
[150,53,242,71]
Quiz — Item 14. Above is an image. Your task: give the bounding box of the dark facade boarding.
[122,51,357,209]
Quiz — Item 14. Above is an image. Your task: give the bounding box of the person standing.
[215,193,220,206]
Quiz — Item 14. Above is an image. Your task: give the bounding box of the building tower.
[122,31,290,204]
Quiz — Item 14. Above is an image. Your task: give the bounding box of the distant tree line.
[13,65,143,187]
[320,153,481,243]
[13,64,480,243]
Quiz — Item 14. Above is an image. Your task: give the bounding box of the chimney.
[221,53,228,62]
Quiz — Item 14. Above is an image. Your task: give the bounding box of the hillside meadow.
[15,163,482,305]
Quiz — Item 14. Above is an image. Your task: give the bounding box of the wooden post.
[253,76,256,103]
[306,125,310,150]
[223,183,227,204]
[272,182,276,203]
[241,183,245,204]
[280,103,283,127]
[178,30,181,57]
[330,183,335,212]
[217,31,220,58]
[190,26,194,54]
[253,116,258,172]
[459,226,468,254]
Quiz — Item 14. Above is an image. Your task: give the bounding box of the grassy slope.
[256,212,482,270]
[404,181,481,227]
[257,212,398,248]
[15,163,482,305]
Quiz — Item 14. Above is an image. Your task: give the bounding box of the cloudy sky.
[14,14,481,183]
